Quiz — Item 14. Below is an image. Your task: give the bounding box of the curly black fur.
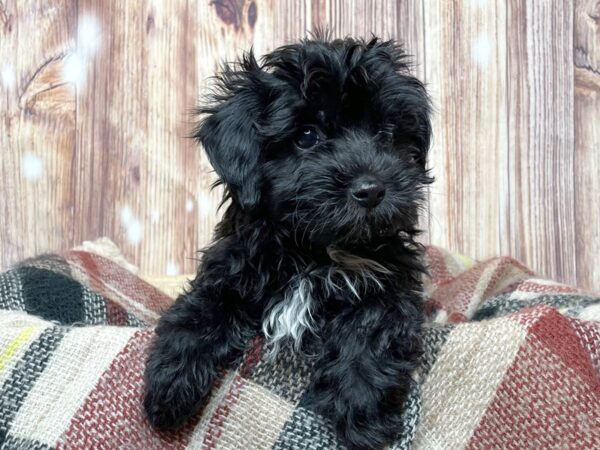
[144,34,432,450]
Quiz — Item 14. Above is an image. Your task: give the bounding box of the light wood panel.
[0,1,77,262]
[1,0,599,291]
[507,0,577,285]
[574,0,600,289]
[425,0,509,262]
[71,0,207,276]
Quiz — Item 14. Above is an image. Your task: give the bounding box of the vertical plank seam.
[570,0,578,284]
[504,0,511,256]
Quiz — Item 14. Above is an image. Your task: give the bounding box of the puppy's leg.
[144,248,257,430]
[307,297,422,450]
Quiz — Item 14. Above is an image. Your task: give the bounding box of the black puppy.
[144,34,432,450]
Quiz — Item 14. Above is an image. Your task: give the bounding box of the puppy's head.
[196,35,432,246]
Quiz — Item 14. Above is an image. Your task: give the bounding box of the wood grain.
[425,1,509,260]
[1,0,599,290]
[0,0,77,263]
[574,0,600,289]
[507,0,577,284]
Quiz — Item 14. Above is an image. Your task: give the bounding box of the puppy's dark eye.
[295,126,320,149]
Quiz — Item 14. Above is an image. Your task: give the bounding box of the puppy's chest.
[261,265,384,352]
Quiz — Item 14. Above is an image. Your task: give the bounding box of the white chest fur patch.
[262,277,315,356]
[261,248,390,357]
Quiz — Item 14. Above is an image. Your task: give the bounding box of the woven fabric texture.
[0,246,599,449]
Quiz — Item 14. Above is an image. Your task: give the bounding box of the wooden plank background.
[1,0,599,290]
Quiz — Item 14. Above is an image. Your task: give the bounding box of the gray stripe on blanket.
[473,293,600,321]
[0,435,54,450]
[0,270,25,311]
[81,285,108,325]
[0,326,66,444]
[272,406,343,450]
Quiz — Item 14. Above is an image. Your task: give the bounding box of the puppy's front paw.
[321,399,403,450]
[143,345,215,431]
[307,377,406,450]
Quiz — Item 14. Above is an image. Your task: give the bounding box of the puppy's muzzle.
[350,175,386,209]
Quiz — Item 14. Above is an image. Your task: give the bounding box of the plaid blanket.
[0,245,599,450]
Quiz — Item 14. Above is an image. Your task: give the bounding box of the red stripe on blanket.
[530,308,599,387]
[467,310,600,450]
[424,246,455,286]
[566,318,600,376]
[239,336,265,379]
[479,258,533,300]
[202,340,263,449]
[105,299,129,326]
[427,257,533,321]
[57,329,193,450]
[202,374,246,450]
[512,279,580,295]
[64,251,172,323]
[427,262,487,317]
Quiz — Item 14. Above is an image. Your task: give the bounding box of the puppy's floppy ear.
[400,78,432,169]
[195,52,264,211]
[365,38,432,168]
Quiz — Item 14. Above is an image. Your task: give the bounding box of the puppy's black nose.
[350,176,386,208]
